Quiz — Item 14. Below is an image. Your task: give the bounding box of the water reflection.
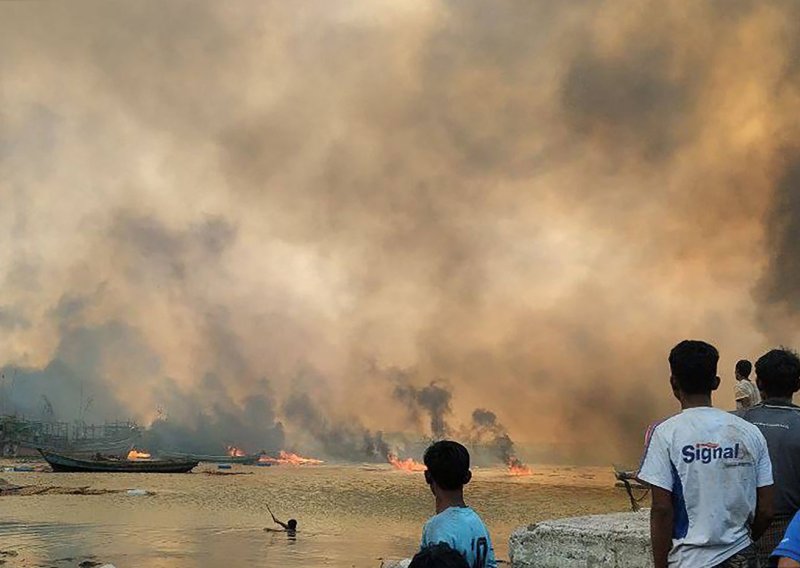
[0,464,628,567]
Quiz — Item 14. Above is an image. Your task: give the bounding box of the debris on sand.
[202,470,254,476]
[0,550,19,565]
[0,477,126,497]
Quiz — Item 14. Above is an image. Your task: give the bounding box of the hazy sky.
[2,0,800,462]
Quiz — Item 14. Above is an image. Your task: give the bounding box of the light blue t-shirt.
[420,506,497,568]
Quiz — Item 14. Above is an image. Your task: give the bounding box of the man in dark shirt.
[737,348,800,567]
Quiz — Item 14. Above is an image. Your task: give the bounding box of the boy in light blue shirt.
[419,440,497,568]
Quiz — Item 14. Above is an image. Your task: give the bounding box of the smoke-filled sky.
[2,0,800,463]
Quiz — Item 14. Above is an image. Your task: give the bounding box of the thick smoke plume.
[3,1,800,463]
[469,409,529,471]
[283,393,389,461]
[393,381,452,440]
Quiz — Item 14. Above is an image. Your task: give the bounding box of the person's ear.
[794,376,800,394]
[711,376,720,392]
[756,376,764,392]
[463,470,472,485]
[670,375,681,398]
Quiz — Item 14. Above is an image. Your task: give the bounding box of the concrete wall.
[509,511,653,568]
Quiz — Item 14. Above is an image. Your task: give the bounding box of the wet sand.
[0,461,631,567]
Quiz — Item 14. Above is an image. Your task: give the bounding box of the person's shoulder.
[647,412,682,431]
[725,411,772,443]
[423,510,465,542]
[424,510,450,531]
[423,513,439,527]
[648,412,684,435]
[722,408,760,428]
[465,508,491,529]
[761,402,800,414]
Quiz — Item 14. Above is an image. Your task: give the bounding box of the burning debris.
[506,456,532,476]
[126,449,151,461]
[386,452,426,473]
[258,450,324,466]
[226,446,247,458]
[470,409,531,476]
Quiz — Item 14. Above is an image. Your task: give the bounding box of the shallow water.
[0,462,629,567]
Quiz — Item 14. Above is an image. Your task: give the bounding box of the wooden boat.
[158,451,260,465]
[3,416,141,459]
[39,449,199,473]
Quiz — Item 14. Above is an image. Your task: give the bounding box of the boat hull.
[39,450,198,473]
[158,451,259,465]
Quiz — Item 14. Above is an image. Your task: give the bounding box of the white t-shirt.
[735,379,761,410]
[638,407,773,567]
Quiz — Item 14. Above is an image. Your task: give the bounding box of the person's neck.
[680,393,713,410]
[435,490,466,514]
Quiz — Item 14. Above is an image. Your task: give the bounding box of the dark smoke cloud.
[283,392,389,461]
[468,408,528,470]
[3,0,800,464]
[144,374,284,455]
[393,381,452,439]
[758,154,800,332]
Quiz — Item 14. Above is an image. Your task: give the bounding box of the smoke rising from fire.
[3,1,800,463]
[469,409,529,473]
[394,381,452,440]
[283,392,390,461]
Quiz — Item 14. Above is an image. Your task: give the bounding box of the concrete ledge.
[509,511,652,568]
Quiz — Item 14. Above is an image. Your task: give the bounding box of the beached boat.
[158,451,260,465]
[39,449,199,473]
[2,416,140,458]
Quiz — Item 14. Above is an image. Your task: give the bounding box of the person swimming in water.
[266,505,297,535]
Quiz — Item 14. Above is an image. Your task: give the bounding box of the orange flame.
[258,450,324,466]
[127,449,151,461]
[387,452,426,472]
[226,445,247,457]
[507,456,532,476]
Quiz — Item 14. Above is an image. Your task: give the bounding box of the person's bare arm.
[650,486,674,568]
[779,558,800,567]
[268,504,289,530]
[752,485,775,541]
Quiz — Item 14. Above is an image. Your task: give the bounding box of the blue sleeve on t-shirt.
[772,510,800,562]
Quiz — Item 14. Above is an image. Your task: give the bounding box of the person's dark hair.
[409,543,469,568]
[755,348,800,398]
[736,359,752,378]
[668,340,719,395]
[423,440,470,491]
[287,519,297,530]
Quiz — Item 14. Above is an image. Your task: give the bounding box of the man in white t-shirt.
[638,340,775,568]
[735,359,761,411]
